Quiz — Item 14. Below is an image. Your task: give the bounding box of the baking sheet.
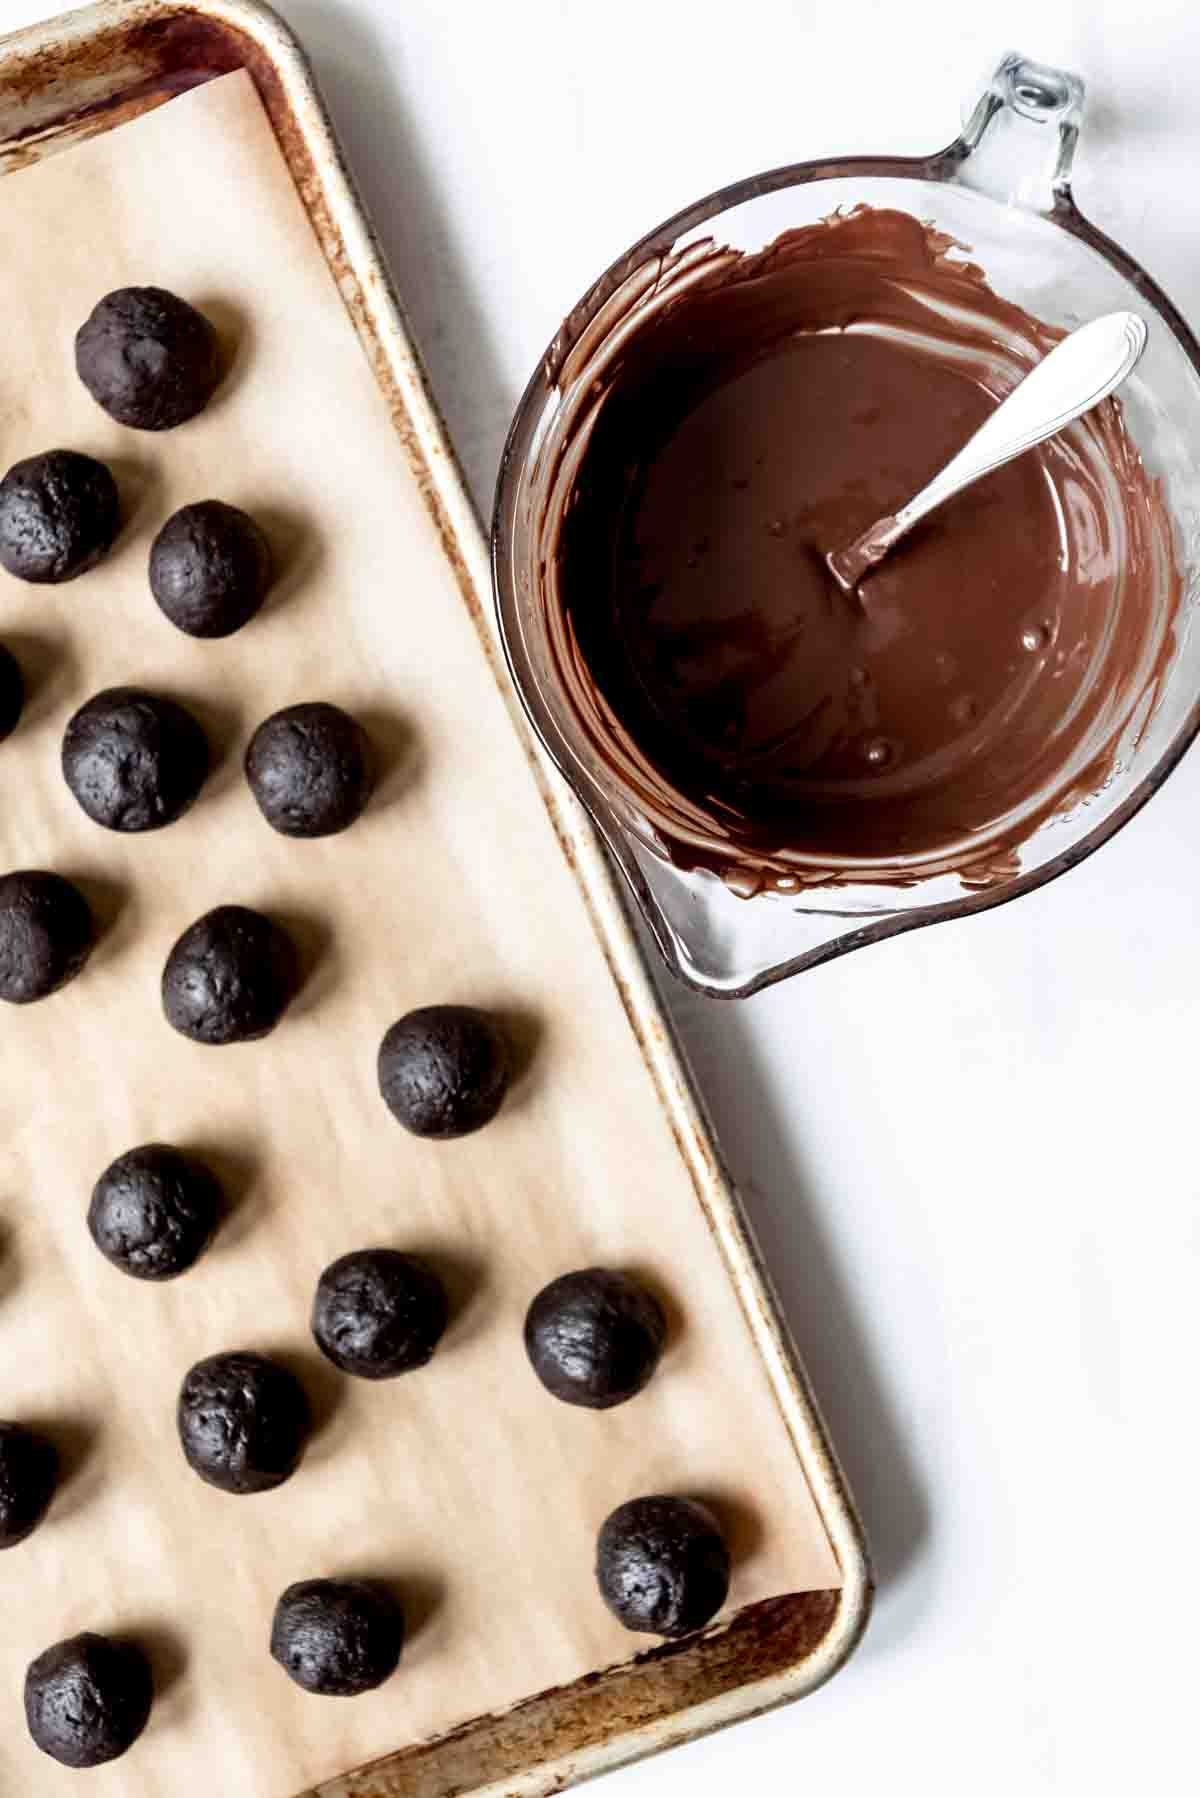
[0,68,840,1798]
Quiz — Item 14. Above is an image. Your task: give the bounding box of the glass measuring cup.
[492,53,1200,998]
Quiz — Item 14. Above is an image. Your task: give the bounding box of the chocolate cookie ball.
[377,1005,510,1139]
[0,1423,59,1548]
[0,449,118,584]
[596,1496,730,1638]
[0,642,23,740]
[162,904,297,1044]
[525,1269,666,1409]
[0,870,94,1004]
[177,1350,309,1494]
[88,1143,220,1281]
[24,1633,152,1768]
[150,500,271,638]
[245,702,373,838]
[270,1579,405,1696]
[76,286,220,431]
[62,686,208,832]
[312,1249,447,1380]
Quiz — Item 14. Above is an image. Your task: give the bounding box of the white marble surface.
[3,0,1200,1791]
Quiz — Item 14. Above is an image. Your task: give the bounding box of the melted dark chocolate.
[545,209,1180,889]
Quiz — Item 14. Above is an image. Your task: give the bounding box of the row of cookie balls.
[0,454,270,638]
[4,1228,671,1500]
[0,873,516,1136]
[10,679,370,839]
[19,1504,723,1770]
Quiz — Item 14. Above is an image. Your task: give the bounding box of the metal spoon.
[825,311,1148,595]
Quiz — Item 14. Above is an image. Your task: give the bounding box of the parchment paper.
[0,71,840,1798]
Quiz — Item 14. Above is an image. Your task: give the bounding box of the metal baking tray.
[0,3,871,1793]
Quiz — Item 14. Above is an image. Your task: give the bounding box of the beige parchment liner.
[0,68,839,1798]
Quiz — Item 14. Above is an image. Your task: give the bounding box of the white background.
[3,0,1199,1792]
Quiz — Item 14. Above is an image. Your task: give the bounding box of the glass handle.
[945,51,1085,212]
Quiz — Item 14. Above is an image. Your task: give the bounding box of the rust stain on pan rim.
[316,1593,843,1798]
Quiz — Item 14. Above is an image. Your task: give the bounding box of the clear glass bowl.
[492,53,1200,997]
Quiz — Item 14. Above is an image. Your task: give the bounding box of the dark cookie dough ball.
[162,904,297,1044]
[177,1350,309,1494]
[0,642,23,740]
[596,1496,730,1638]
[245,702,373,838]
[88,1143,220,1281]
[24,1633,152,1768]
[378,1005,511,1139]
[0,1422,59,1548]
[150,500,272,638]
[0,870,94,1004]
[312,1249,448,1380]
[62,686,208,832]
[0,449,118,584]
[270,1579,405,1696]
[76,286,220,431]
[525,1269,666,1409]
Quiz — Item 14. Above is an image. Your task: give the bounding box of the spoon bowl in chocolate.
[826,311,1149,594]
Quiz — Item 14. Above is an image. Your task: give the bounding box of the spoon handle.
[827,311,1148,592]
